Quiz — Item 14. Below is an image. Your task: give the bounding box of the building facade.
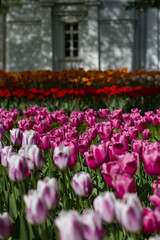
[0,0,160,72]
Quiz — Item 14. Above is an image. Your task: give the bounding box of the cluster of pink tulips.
[1,105,160,239]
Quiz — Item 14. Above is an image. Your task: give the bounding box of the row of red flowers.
[1,85,160,99]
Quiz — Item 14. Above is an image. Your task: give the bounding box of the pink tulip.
[23,108,31,118]
[84,150,100,170]
[134,117,147,132]
[154,208,160,234]
[142,148,160,176]
[30,104,39,115]
[38,133,51,150]
[72,172,93,197]
[92,142,107,165]
[114,175,136,199]
[142,208,157,234]
[142,129,151,140]
[117,152,139,176]
[128,126,139,139]
[78,139,90,153]
[98,108,109,119]
[111,119,121,129]
[101,162,121,188]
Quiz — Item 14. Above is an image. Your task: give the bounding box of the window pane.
[73,41,78,48]
[65,34,70,40]
[65,50,70,57]
[73,50,78,56]
[73,34,78,40]
[65,24,70,30]
[65,42,70,48]
[73,24,78,31]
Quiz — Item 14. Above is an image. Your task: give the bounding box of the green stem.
[79,197,84,211]
[3,167,8,191]
[18,182,25,214]
[31,171,36,189]
[62,171,68,209]
[11,180,18,218]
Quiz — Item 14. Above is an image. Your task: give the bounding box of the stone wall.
[0,0,159,72]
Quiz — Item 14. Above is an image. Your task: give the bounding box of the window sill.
[60,57,83,62]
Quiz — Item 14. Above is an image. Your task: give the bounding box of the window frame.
[64,23,79,58]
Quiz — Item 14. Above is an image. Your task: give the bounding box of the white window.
[64,23,79,57]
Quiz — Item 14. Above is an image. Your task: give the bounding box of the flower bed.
[0,105,160,239]
[1,69,160,89]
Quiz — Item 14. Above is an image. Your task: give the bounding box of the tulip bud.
[55,211,83,240]
[37,177,59,210]
[0,212,12,239]
[142,208,157,235]
[84,150,100,170]
[53,145,70,170]
[22,130,38,147]
[115,175,136,199]
[8,153,28,181]
[23,190,48,225]
[10,128,22,146]
[92,142,107,165]
[0,146,14,167]
[81,210,105,240]
[25,145,44,170]
[115,193,142,233]
[72,172,93,197]
[38,133,51,150]
[117,152,139,176]
[93,191,116,223]
[142,129,151,140]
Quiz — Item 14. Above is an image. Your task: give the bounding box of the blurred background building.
[0,0,160,72]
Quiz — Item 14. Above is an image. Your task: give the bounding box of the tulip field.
[1,104,160,240]
[1,68,160,240]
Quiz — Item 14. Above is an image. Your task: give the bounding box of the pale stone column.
[146,8,159,70]
[39,4,53,70]
[84,0,100,70]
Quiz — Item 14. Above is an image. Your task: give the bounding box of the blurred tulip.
[37,177,59,210]
[24,190,48,225]
[93,191,116,223]
[8,153,28,181]
[0,146,14,167]
[53,145,70,170]
[115,175,136,199]
[55,211,83,240]
[115,193,142,232]
[10,128,22,146]
[142,208,157,235]
[22,130,38,147]
[72,172,93,197]
[117,152,139,176]
[81,210,105,240]
[0,212,12,239]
